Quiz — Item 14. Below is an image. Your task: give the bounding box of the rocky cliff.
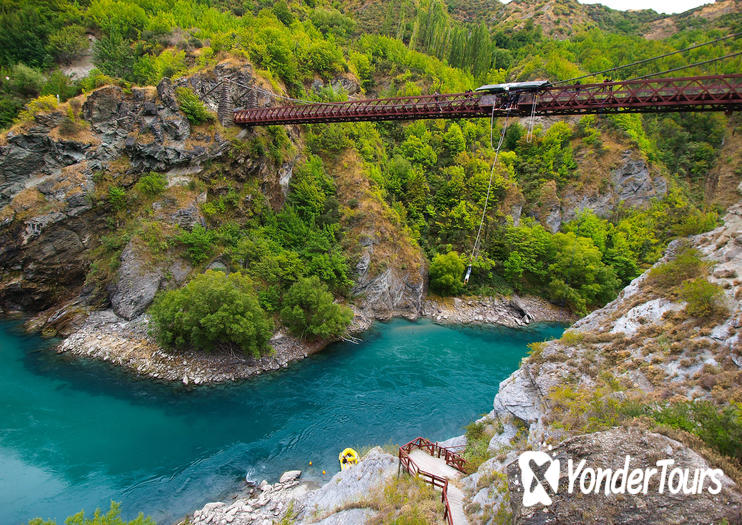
[0,60,431,382]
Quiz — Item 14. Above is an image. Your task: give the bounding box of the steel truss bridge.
[233,74,742,126]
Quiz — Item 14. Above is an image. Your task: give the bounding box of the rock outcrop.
[422,295,573,328]
[490,201,742,445]
[507,428,742,524]
[108,240,165,320]
[0,75,233,315]
[188,447,396,525]
[457,200,742,523]
[332,150,427,322]
[555,151,667,231]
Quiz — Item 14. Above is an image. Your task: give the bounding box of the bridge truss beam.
[233,74,742,126]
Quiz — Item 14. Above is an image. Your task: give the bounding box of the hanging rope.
[526,93,538,143]
[464,98,513,285]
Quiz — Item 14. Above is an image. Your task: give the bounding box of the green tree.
[273,1,294,26]
[175,87,214,125]
[280,276,353,339]
[443,123,466,157]
[94,32,135,79]
[175,225,215,265]
[399,134,437,168]
[547,232,620,314]
[7,64,45,97]
[429,251,465,296]
[48,25,89,65]
[149,270,273,356]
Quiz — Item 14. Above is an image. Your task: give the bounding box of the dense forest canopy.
[1,0,739,325]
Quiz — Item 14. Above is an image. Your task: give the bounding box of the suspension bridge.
[233,74,742,126]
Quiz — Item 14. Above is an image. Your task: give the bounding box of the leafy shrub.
[41,71,80,101]
[48,25,89,65]
[15,94,58,123]
[280,276,353,339]
[175,87,214,125]
[108,186,127,211]
[134,172,167,197]
[59,103,85,136]
[673,209,719,237]
[29,501,154,525]
[679,278,727,318]
[272,1,294,26]
[310,8,356,37]
[462,420,493,473]
[149,270,273,356]
[305,40,344,77]
[7,64,45,97]
[79,68,116,92]
[651,401,742,462]
[306,123,350,153]
[429,251,465,296]
[175,225,215,264]
[648,248,708,289]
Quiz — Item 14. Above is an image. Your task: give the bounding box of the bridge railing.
[234,91,488,125]
[534,74,742,114]
[398,437,468,525]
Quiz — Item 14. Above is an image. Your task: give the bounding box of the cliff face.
[0,74,229,317]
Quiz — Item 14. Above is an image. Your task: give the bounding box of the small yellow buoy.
[322,470,326,475]
[309,461,312,466]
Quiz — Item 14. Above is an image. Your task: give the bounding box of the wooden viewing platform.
[398,437,469,525]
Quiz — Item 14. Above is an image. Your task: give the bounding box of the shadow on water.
[0,317,564,524]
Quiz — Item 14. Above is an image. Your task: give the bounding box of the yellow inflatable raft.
[339,448,359,471]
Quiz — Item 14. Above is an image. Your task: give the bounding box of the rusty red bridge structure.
[233,74,742,126]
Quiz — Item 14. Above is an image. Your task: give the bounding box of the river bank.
[55,309,335,385]
[52,294,571,385]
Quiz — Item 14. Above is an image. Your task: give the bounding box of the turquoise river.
[0,318,563,524]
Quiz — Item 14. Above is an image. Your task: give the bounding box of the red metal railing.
[534,74,742,115]
[234,91,485,125]
[398,437,468,525]
[233,74,742,126]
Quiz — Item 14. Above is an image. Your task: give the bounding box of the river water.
[0,317,563,524]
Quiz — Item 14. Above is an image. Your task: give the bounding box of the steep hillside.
[645,0,742,39]
[484,0,602,39]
